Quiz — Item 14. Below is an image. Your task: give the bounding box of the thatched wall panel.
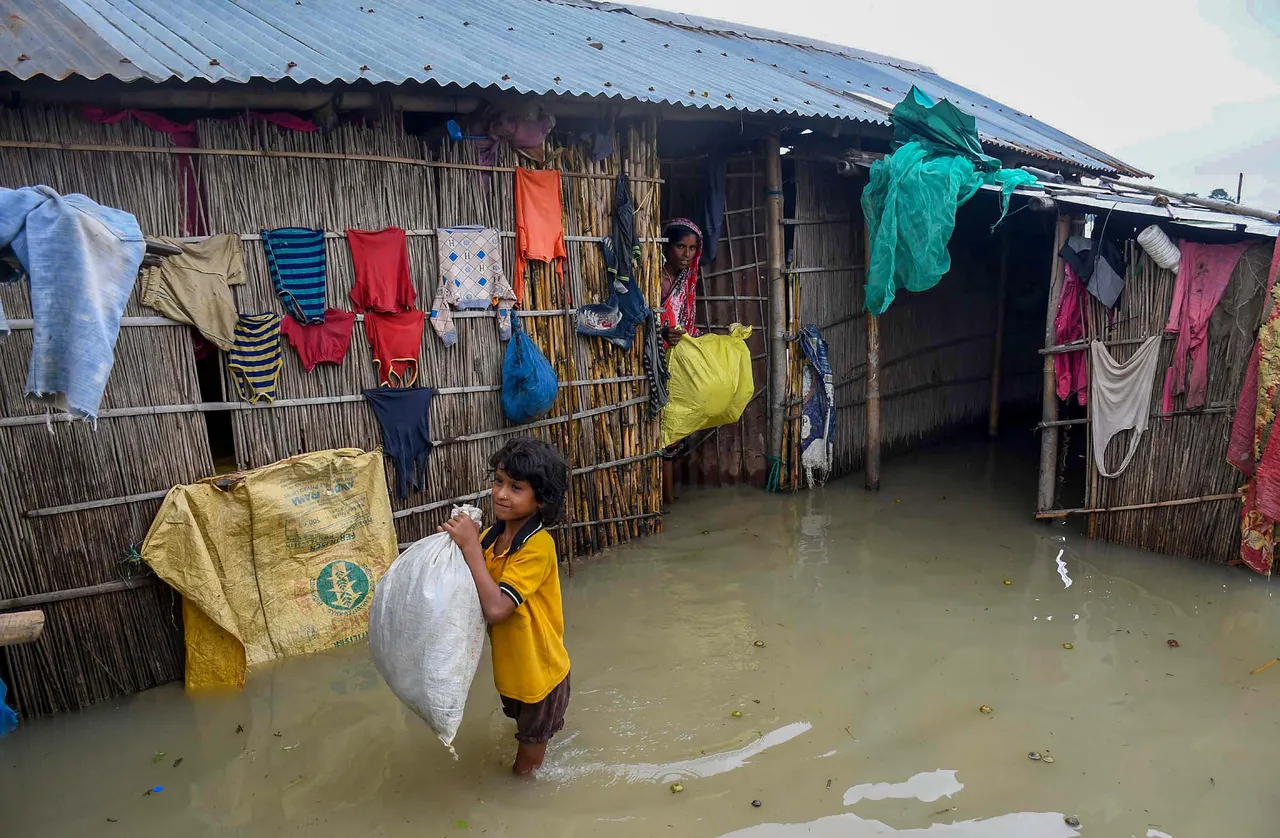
[1082,243,1271,562]
[0,105,661,715]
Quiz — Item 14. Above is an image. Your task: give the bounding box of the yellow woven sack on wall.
[142,449,397,688]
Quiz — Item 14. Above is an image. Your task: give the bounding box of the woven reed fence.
[1058,241,1272,562]
[787,160,1046,486]
[662,154,770,487]
[0,103,662,715]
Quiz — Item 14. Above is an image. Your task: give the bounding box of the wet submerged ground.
[4,439,1280,837]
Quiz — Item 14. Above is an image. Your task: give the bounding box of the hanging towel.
[363,387,434,498]
[262,227,327,324]
[1089,337,1163,478]
[228,312,283,403]
[140,234,245,351]
[0,186,144,421]
[430,226,516,346]
[364,309,425,387]
[514,168,566,304]
[281,308,355,372]
[348,227,416,312]
[1161,241,1252,413]
[1053,264,1089,406]
[798,325,835,488]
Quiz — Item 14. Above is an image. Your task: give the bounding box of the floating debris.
[1028,752,1042,761]
[731,711,742,718]
[1041,755,1056,763]
[979,705,993,714]
[236,724,244,734]
[172,758,183,768]
[151,752,165,764]
[282,743,300,751]
[1062,643,1074,650]
[754,640,765,648]
[1064,815,1081,827]
[751,799,762,808]
[1003,579,1013,586]
[826,779,832,789]
[273,731,283,737]
[1167,639,1180,648]
[670,782,684,793]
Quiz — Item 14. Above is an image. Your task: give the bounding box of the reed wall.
[0,103,663,715]
[1070,241,1272,562]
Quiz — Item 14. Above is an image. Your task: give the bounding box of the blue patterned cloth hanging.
[798,325,835,487]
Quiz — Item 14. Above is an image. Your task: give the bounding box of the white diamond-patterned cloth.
[431,226,516,346]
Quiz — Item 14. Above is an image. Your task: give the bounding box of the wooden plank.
[1038,214,1072,513]
[0,610,45,647]
[1035,493,1240,519]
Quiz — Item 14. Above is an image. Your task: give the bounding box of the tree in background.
[1209,188,1236,203]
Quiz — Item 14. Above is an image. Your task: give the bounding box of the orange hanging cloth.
[514,168,567,305]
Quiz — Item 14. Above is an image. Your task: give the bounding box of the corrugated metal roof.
[0,0,1146,175]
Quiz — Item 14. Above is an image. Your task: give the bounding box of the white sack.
[370,504,486,755]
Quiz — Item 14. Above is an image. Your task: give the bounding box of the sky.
[640,0,1280,209]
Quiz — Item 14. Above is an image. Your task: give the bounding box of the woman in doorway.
[659,218,703,345]
[659,218,704,505]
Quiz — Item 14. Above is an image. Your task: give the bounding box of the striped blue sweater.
[262,227,327,324]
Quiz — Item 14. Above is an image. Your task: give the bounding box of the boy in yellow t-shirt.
[441,437,571,775]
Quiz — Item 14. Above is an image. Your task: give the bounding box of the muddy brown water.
[3,440,1279,837]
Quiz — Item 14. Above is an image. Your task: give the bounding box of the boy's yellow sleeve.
[497,536,554,607]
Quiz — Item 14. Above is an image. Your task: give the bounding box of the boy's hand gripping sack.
[370,504,486,755]
[661,324,755,448]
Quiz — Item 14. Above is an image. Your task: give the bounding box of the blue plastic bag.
[501,313,558,424]
[1,673,17,737]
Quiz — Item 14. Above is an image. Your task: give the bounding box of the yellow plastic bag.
[661,324,755,448]
[142,449,398,688]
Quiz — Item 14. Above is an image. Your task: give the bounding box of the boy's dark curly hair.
[488,437,569,524]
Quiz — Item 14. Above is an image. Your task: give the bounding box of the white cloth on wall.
[1089,336,1163,479]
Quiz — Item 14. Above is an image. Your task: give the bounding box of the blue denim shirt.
[0,186,144,420]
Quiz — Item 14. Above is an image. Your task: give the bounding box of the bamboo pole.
[864,220,882,491]
[1035,492,1240,519]
[1099,176,1280,224]
[1038,214,1072,513]
[764,132,787,467]
[988,231,1009,437]
[0,610,45,647]
[0,577,159,611]
[0,140,663,182]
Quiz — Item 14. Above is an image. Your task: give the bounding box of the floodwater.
[4,438,1280,837]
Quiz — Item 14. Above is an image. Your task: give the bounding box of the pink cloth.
[1162,241,1252,412]
[79,108,317,236]
[1054,264,1089,406]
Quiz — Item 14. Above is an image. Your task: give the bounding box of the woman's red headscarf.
[660,218,702,338]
